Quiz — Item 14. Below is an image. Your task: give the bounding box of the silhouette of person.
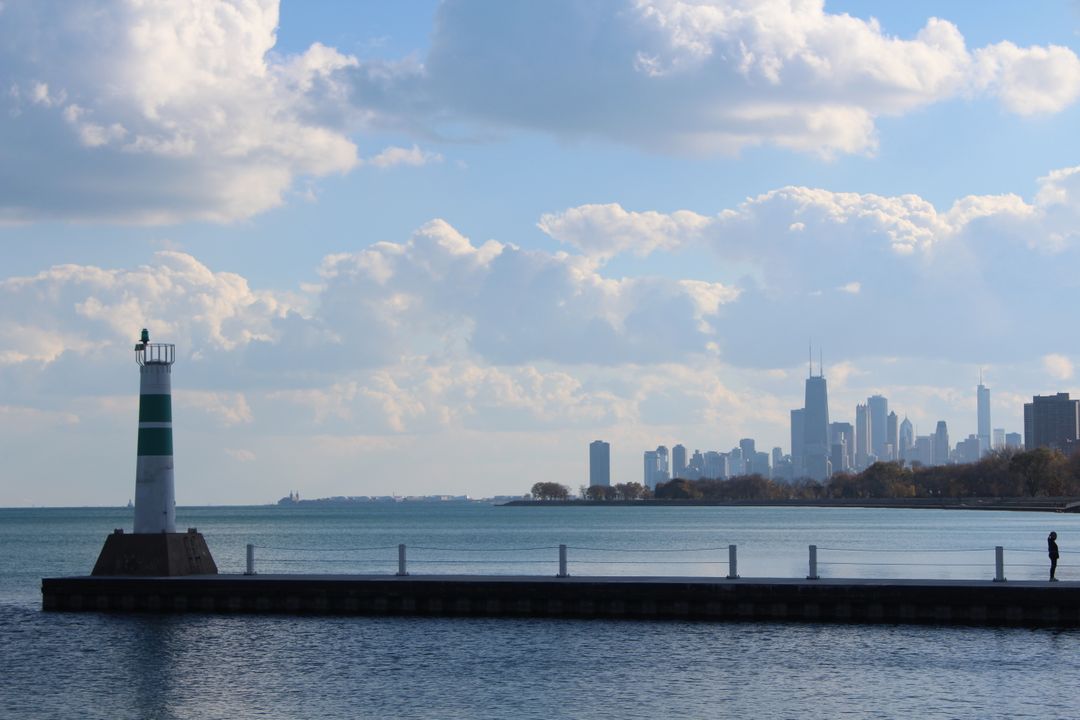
[1048,531,1060,581]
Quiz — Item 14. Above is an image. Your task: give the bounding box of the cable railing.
[239,541,1076,581]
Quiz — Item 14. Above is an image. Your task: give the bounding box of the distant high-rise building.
[803,369,832,481]
[589,440,610,487]
[729,447,745,476]
[854,403,870,470]
[639,451,665,490]
[688,449,705,479]
[772,447,783,469]
[1005,432,1022,450]
[993,428,1006,451]
[830,436,850,474]
[739,439,756,465]
[749,451,771,478]
[703,451,727,479]
[914,435,934,467]
[977,381,991,458]
[672,444,687,479]
[829,422,854,471]
[790,408,805,477]
[956,434,981,464]
[1024,393,1080,452]
[868,395,888,461]
[656,446,670,483]
[933,421,950,466]
[899,417,914,457]
[886,411,899,461]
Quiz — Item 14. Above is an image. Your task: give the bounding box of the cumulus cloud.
[0,0,360,222]
[351,0,1080,156]
[1043,353,1074,380]
[537,204,710,260]
[300,219,736,367]
[539,163,1080,367]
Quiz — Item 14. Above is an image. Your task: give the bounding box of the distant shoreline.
[502,497,1080,513]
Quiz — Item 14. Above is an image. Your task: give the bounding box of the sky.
[4,0,1080,506]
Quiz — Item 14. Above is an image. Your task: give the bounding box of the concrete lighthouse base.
[91,529,218,576]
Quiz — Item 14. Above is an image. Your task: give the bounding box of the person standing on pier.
[1048,532,1060,581]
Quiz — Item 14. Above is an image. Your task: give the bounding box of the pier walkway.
[41,573,1080,627]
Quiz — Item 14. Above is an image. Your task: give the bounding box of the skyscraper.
[933,421,950,466]
[868,395,888,461]
[854,403,870,470]
[1024,393,1080,451]
[977,381,991,458]
[993,428,1005,450]
[829,422,854,470]
[589,440,610,487]
[790,408,805,477]
[729,447,744,476]
[899,417,914,458]
[803,367,831,481]
[643,450,659,489]
[886,411,899,461]
[656,446,670,484]
[739,439,756,465]
[672,444,687,479]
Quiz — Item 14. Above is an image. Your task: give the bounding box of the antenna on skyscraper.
[819,348,824,378]
[808,340,812,378]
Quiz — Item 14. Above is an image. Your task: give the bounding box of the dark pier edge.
[41,575,1080,627]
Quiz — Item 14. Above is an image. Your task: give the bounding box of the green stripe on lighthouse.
[137,427,173,456]
[138,394,172,423]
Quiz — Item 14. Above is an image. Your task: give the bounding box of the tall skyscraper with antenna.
[977,373,991,458]
[803,347,831,481]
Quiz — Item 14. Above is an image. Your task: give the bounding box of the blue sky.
[3,0,1080,505]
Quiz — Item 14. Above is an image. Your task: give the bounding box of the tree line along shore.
[521,447,1080,511]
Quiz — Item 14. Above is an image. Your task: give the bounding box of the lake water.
[2,504,1079,719]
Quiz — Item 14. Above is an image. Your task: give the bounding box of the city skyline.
[5,1,1080,505]
[615,368,1070,487]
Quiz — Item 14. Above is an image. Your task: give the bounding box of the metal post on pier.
[807,544,819,580]
[397,543,408,576]
[994,545,1006,582]
[727,544,739,579]
[558,544,569,578]
[245,544,256,576]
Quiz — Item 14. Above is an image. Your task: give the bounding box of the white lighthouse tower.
[91,329,217,576]
[134,328,176,533]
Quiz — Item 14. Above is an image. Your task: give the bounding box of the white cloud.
[0,0,360,222]
[366,144,443,169]
[973,41,1080,114]
[351,1,1080,156]
[538,203,710,260]
[537,163,1080,368]
[1043,353,1074,380]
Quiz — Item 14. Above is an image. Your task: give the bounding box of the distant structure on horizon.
[589,440,611,487]
[672,444,687,479]
[933,421,950,466]
[1024,393,1080,452]
[643,445,670,489]
[801,350,831,482]
[977,378,991,458]
[868,395,889,462]
[632,349,1029,486]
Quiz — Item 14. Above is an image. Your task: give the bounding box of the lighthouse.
[91,329,217,576]
[133,328,176,533]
